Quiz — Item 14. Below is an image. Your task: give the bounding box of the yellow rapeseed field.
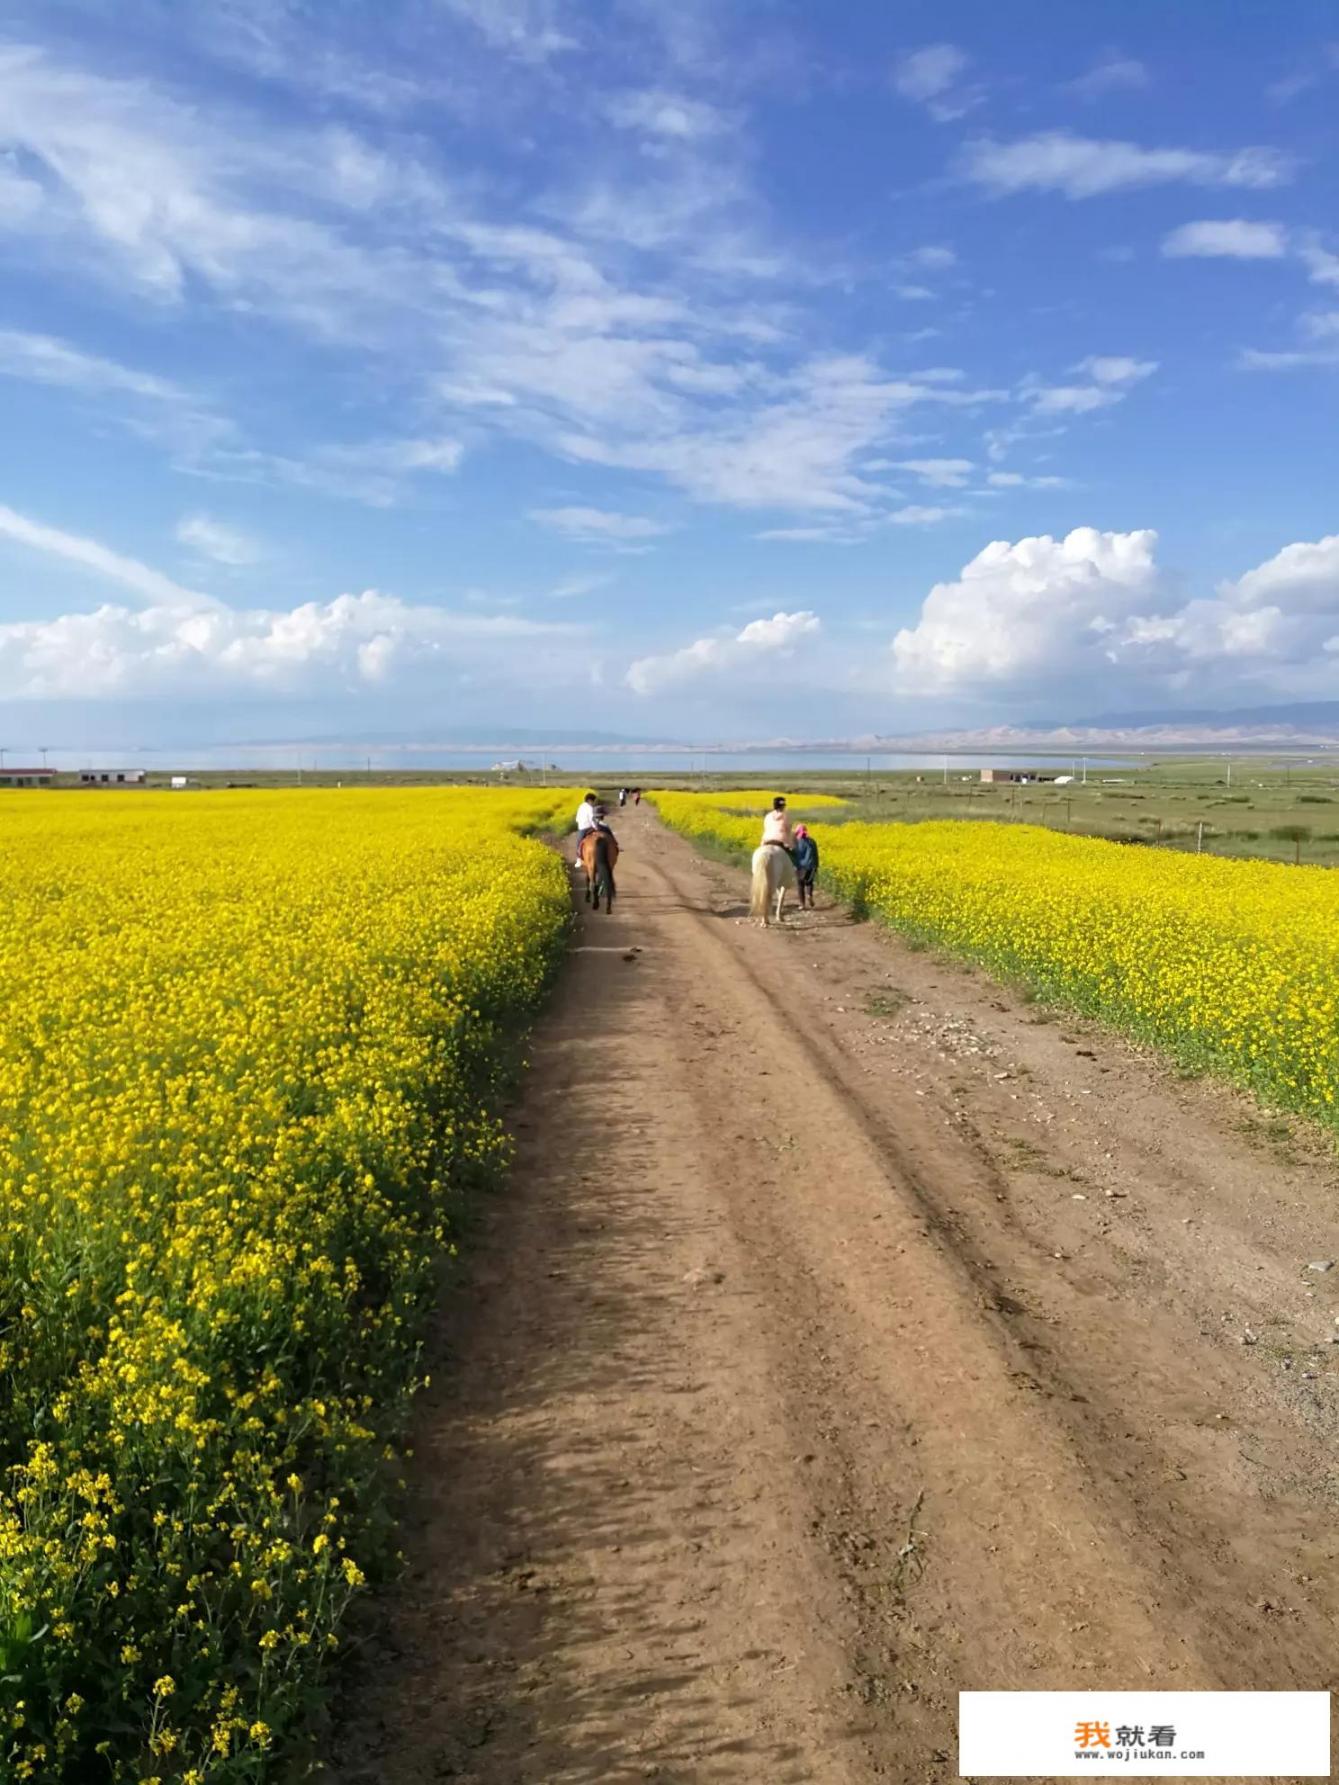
[0,787,576,1782]
[653,792,1339,1126]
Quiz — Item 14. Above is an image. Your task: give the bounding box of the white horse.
[750,843,796,925]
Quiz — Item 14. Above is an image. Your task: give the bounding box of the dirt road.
[333,805,1339,1783]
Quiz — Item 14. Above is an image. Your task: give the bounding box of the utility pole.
[942,754,948,786]
[1197,821,1204,854]
[1081,757,1088,786]
[1226,758,1232,788]
[39,746,49,772]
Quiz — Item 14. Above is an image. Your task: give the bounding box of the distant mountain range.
[233,702,1339,757]
[252,725,669,749]
[864,700,1339,753]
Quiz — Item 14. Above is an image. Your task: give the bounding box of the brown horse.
[579,828,619,913]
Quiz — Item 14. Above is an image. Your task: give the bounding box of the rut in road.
[334,804,1339,1785]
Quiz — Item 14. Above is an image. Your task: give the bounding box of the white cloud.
[1226,535,1339,613]
[907,244,956,269]
[961,132,1294,199]
[1078,355,1158,385]
[1236,347,1339,371]
[896,459,974,487]
[627,609,819,693]
[1162,219,1289,259]
[1067,56,1150,98]
[891,526,1339,700]
[894,43,967,100]
[0,589,577,699]
[176,514,260,567]
[893,44,979,121]
[0,503,210,608]
[529,506,672,544]
[1026,385,1119,415]
[1299,236,1339,288]
[604,90,732,140]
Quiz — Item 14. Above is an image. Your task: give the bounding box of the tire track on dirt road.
[333,805,1339,1784]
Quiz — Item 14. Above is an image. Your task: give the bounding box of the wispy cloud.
[0,502,211,608]
[604,89,733,140]
[987,470,1069,489]
[529,506,673,545]
[889,504,960,525]
[1021,355,1157,416]
[435,0,577,63]
[176,514,261,567]
[896,458,974,488]
[0,328,184,401]
[1266,44,1339,104]
[961,131,1294,198]
[548,571,615,599]
[557,357,1005,514]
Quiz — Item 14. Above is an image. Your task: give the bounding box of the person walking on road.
[793,823,819,908]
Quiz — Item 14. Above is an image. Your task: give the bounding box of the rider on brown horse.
[579,804,619,913]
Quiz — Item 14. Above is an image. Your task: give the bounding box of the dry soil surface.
[331,805,1339,1785]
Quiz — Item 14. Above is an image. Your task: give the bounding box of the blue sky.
[1,0,1338,746]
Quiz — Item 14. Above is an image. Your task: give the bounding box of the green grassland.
[36,755,1339,866]
[652,758,1339,868]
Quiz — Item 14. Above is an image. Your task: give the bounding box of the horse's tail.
[595,835,616,908]
[749,847,771,919]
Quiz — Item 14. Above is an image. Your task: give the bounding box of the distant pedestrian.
[618,787,628,807]
[633,787,642,806]
[793,823,819,908]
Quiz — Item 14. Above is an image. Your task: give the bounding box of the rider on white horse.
[750,796,797,924]
[760,796,793,854]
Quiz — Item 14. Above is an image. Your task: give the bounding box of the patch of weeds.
[1001,1137,1073,1179]
[1236,1113,1302,1164]
[890,1489,927,1603]
[865,988,911,1018]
